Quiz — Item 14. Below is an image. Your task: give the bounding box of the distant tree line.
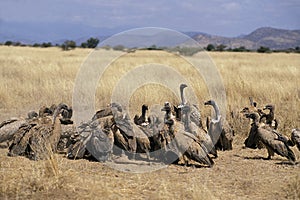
[1,39,300,54]
[1,37,100,51]
[204,44,300,53]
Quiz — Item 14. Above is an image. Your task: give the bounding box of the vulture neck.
[251,115,260,127]
[183,109,191,132]
[211,102,220,121]
[142,107,147,118]
[180,86,186,106]
[269,109,274,120]
[52,106,62,124]
[142,107,148,123]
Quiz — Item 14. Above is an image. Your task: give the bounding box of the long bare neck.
[180,87,186,105]
[142,107,148,123]
[142,108,147,118]
[211,102,220,120]
[269,109,274,119]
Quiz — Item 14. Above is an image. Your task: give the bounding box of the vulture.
[59,103,73,125]
[161,102,214,167]
[8,104,66,160]
[27,111,38,119]
[177,83,203,128]
[0,118,27,146]
[38,106,53,117]
[110,103,137,159]
[290,128,300,151]
[205,100,222,148]
[133,104,152,160]
[205,100,234,151]
[259,104,278,130]
[134,104,149,126]
[92,104,113,121]
[67,116,114,162]
[181,103,217,158]
[277,128,300,151]
[244,112,295,162]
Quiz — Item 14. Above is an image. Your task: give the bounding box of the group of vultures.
[0,84,299,168]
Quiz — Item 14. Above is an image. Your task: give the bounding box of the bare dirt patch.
[1,143,299,199]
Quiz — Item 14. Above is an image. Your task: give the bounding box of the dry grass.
[0,46,300,199]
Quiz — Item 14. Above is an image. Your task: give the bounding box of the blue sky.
[0,0,299,38]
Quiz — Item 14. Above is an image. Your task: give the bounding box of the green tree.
[4,41,13,46]
[86,37,99,48]
[206,44,215,51]
[33,43,40,47]
[232,46,249,52]
[61,40,76,50]
[216,44,227,51]
[81,42,88,48]
[257,46,271,53]
[41,42,52,48]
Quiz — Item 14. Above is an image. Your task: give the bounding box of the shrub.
[61,40,76,51]
[257,46,271,53]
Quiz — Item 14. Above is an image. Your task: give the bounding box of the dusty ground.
[0,142,299,200]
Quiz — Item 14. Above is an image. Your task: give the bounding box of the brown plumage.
[161,102,214,167]
[0,118,27,145]
[27,111,38,119]
[92,104,113,120]
[259,104,278,130]
[181,103,217,158]
[39,106,53,117]
[67,116,114,161]
[8,122,36,157]
[58,103,73,125]
[290,128,300,151]
[57,124,77,153]
[8,105,65,160]
[111,103,136,159]
[134,124,152,159]
[245,113,295,162]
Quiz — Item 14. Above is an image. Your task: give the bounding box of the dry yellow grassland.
[0,46,299,199]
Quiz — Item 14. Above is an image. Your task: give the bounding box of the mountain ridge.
[0,21,299,50]
[192,27,300,49]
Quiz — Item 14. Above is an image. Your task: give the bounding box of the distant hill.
[192,27,300,50]
[0,21,299,50]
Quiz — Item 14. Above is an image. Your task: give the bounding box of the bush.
[4,41,13,46]
[215,44,227,51]
[257,46,271,53]
[206,44,215,51]
[61,40,76,51]
[232,46,250,52]
[81,37,100,48]
[81,42,88,48]
[86,37,99,48]
[41,42,52,48]
[33,43,41,47]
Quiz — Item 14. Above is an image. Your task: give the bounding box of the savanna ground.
[0,46,299,199]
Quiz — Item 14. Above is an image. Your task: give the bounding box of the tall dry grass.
[0,46,299,135]
[0,46,90,117]
[0,47,299,199]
